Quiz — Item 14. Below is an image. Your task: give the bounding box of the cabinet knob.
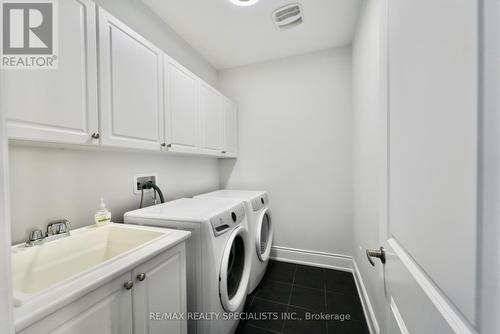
[221,150,227,154]
[124,280,134,290]
[137,273,146,281]
[91,132,100,140]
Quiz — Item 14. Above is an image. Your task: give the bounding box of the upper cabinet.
[222,98,238,157]
[4,0,99,145]
[200,83,223,154]
[3,4,237,158]
[164,57,200,154]
[98,8,164,151]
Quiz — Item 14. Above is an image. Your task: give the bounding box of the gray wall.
[218,48,353,256]
[9,145,219,244]
[351,0,386,330]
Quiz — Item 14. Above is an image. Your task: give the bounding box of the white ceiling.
[141,0,362,69]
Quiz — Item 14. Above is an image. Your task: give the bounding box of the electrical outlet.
[133,174,158,194]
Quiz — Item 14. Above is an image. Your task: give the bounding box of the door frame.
[0,63,15,333]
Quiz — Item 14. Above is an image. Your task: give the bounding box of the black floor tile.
[255,280,292,304]
[327,319,370,334]
[244,295,255,311]
[238,261,370,334]
[289,285,326,312]
[326,291,365,322]
[236,321,279,334]
[324,269,358,296]
[294,264,325,290]
[283,307,327,334]
[265,260,296,283]
[246,298,287,332]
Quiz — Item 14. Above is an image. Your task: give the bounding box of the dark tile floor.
[236,260,370,334]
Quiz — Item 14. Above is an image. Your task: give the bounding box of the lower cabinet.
[18,243,187,334]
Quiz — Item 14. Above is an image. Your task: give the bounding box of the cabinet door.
[200,83,223,154]
[4,0,98,145]
[18,273,133,334]
[164,58,200,154]
[222,98,238,157]
[98,8,163,150]
[132,243,187,334]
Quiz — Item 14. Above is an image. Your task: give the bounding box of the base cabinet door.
[4,0,98,145]
[222,98,238,157]
[200,83,223,155]
[18,273,133,334]
[98,8,164,150]
[132,243,187,334]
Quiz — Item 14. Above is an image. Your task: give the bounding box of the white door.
[132,244,187,334]
[222,98,238,157]
[18,273,133,334]
[370,1,479,333]
[164,58,200,154]
[98,8,163,150]
[4,0,98,145]
[200,83,223,154]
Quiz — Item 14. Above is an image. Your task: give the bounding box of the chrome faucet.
[25,219,72,247]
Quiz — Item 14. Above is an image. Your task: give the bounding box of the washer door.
[219,226,251,312]
[256,208,273,262]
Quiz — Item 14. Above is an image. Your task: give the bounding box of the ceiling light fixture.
[229,0,259,7]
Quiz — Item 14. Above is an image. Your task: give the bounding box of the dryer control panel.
[210,204,246,237]
[251,193,269,211]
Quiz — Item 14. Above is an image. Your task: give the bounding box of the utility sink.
[11,223,168,306]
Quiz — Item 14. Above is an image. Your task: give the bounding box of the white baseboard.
[270,245,353,272]
[270,245,380,334]
[352,259,380,334]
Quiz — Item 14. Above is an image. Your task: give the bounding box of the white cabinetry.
[4,5,237,158]
[222,98,238,157]
[17,244,187,334]
[98,8,164,150]
[17,272,133,334]
[132,245,187,334]
[164,58,200,154]
[200,83,223,154]
[4,0,98,145]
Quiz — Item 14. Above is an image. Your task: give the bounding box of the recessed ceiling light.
[229,0,259,7]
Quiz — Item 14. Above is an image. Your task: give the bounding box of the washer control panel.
[210,204,246,237]
[251,193,269,211]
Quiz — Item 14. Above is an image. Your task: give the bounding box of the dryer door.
[256,208,273,262]
[219,226,251,312]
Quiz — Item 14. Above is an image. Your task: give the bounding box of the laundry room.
[0,0,497,334]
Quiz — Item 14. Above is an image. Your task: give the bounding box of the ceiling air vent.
[272,3,303,30]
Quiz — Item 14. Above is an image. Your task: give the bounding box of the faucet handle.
[28,229,43,241]
[47,219,71,236]
[26,229,44,247]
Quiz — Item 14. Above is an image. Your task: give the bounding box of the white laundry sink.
[11,223,167,306]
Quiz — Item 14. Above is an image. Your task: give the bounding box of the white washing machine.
[124,198,251,334]
[194,190,273,294]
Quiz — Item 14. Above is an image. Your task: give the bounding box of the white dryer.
[194,190,273,294]
[124,198,251,334]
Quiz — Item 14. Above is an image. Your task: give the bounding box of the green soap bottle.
[95,197,112,226]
